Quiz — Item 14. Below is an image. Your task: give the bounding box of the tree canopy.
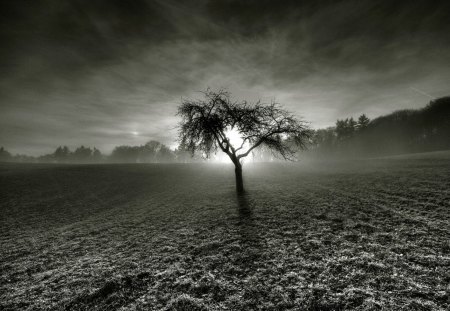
[177,89,312,193]
[178,89,312,164]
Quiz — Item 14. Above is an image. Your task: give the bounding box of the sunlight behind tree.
[177,89,312,193]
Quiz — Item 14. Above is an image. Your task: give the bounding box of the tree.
[111,145,140,163]
[157,144,176,162]
[311,127,336,151]
[357,114,370,131]
[92,147,102,162]
[54,146,70,162]
[110,141,174,163]
[336,118,356,140]
[72,145,93,163]
[177,89,312,193]
[348,117,357,132]
[0,147,12,162]
[143,140,162,162]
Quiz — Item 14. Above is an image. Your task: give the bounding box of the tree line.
[110,141,181,163]
[0,141,186,164]
[309,96,450,157]
[1,96,449,163]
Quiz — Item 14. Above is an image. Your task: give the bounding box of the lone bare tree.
[177,89,312,193]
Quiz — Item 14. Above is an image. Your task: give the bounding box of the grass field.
[1,153,449,310]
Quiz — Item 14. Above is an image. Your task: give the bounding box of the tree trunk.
[234,163,244,194]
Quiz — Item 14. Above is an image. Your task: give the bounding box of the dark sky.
[1,0,449,155]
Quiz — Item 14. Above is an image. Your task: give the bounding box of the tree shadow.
[236,193,251,216]
[234,193,264,275]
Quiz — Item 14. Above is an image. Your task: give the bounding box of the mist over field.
[1,1,450,310]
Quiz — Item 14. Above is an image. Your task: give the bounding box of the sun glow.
[216,128,251,163]
[225,128,244,149]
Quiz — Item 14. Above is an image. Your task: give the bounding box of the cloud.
[0,0,449,155]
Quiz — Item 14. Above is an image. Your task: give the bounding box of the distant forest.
[1,97,449,163]
[0,141,189,164]
[309,96,450,158]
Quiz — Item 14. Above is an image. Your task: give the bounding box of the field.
[1,153,449,310]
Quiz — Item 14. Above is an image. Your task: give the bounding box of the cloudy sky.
[1,0,449,155]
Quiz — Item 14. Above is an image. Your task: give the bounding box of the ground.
[1,152,449,310]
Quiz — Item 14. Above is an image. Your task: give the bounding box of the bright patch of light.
[131,131,139,136]
[213,128,252,163]
[225,128,244,148]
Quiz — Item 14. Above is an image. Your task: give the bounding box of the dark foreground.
[1,153,449,310]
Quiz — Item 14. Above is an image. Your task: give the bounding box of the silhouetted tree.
[336,118,357,140]
[157,144,176,162]
[357,114,370,131]
[348,117,357,132]
[177,89,312,193]
[92,147,102,162]
[311,128,336,151]
[0,147,12,162]
[110,141,174,163]
[335,119,346,140]
[111,145,140,163]
[143,140,162,162]
[54,146,70,162]
[72,146,93,162]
